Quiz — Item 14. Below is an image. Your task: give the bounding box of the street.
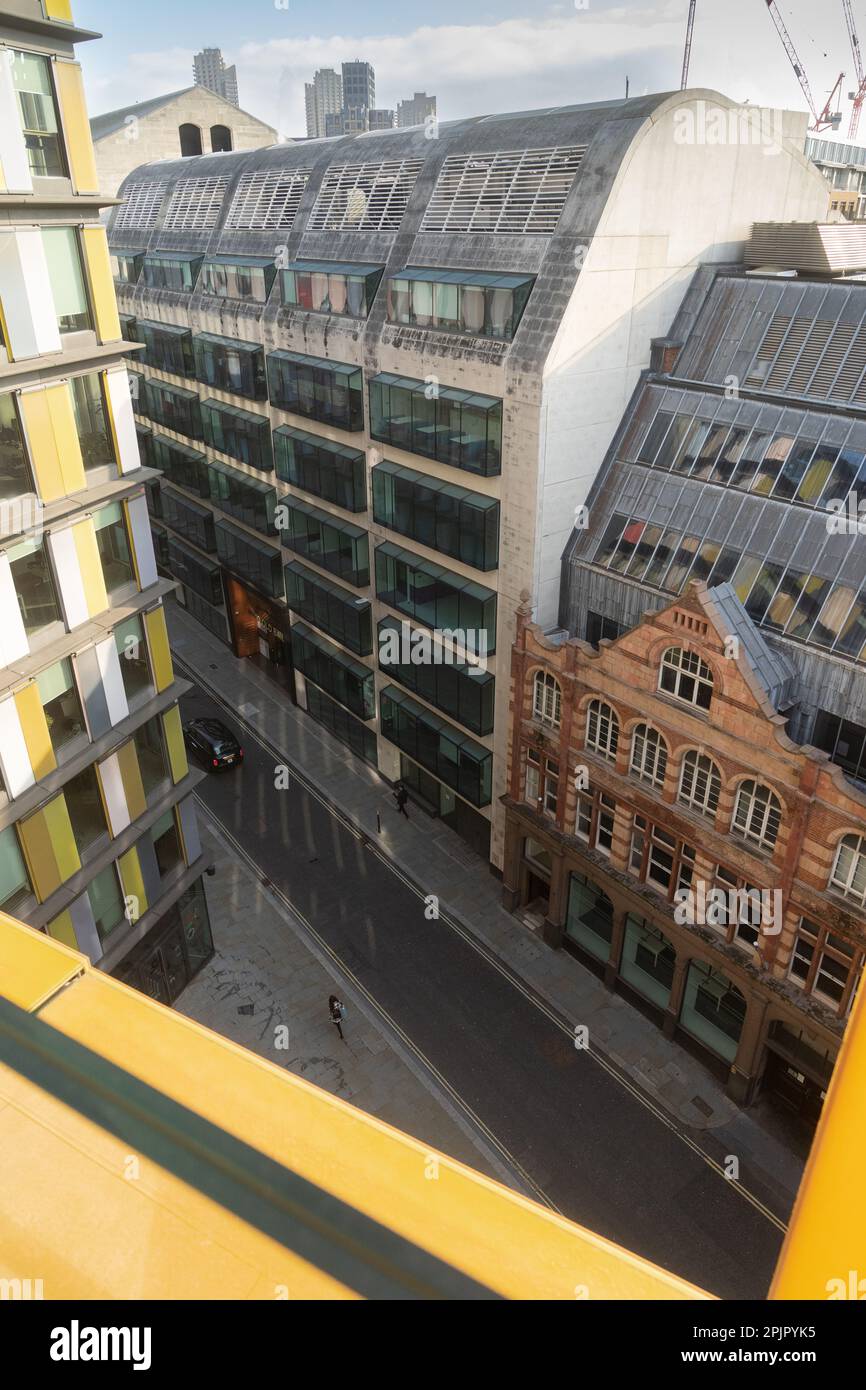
[180,680,785,1299]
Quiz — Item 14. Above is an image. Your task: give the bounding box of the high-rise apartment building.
[341,60,374,113]
[193,47,238,108]
[305,67,342,139]
[107,94,827,871]
[396,92,436,130]
[0,1,213,1004]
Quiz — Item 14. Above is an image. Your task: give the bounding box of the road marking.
[177,657,786,1234]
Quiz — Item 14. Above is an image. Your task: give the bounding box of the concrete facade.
[91,87,276,197]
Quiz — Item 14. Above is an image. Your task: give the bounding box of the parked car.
[183,717,244,771]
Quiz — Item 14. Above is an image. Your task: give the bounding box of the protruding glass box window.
[215,518,283,600]
[146,380,203,439]
[379,686,492,807]
[280,261,383,319]
[292,622,375,721]
[201,399,272,472]
[142,252,203,293]
[267,351,363,432]
[200,255,276,304]
[377,615,495,736]
[284,560,372,656]
[194,333,266,401]
[372,460,499,570]
[374,542,496,656]
[206,459,276,537]
[279,497,369,587]
[274,425,366,512]
[369,373,502,477]
[386,268,533,340]
[137,320,195,377]
[111,250,145,285]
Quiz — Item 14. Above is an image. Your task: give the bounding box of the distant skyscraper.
[305,67,343,139]
[368,109,396,131]
[193,47,239,108]
[397,92,437,129]
[342,61,375,112]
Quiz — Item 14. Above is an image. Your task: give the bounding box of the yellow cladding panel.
[144,606,173,692]
[14,683,57,781]
[72,519,108,618]
[18,386,85,502]
[47,909,77,951]
[162,704,188,784]
[81,227,120,343]
[116,739,146,823]
[54,63,98,195]
[0,912,83,1011]
[118,846,148,918]
[44,0,74,20]
[43,795,81,883]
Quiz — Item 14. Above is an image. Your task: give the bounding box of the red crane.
[842,0,866,138]
[681,0,697,88]
[765,0,844,131]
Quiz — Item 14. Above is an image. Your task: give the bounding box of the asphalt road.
[180,681,784,1299]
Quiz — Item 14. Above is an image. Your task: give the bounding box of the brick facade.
[502,583,866,1118]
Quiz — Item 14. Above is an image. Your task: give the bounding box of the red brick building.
[503,582,866,1120]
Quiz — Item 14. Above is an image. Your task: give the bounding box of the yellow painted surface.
[116,738,146,823]
[17,806,61,902]
[72,518,108,618]
[14,683,57,781]
[54,63,98,195]
[0,913,82,1010]
[18,386,85,502]
[770,972,866,1299]
[48,383,86,494]
[47,909,77,951]
[44,0,74,20]
[162,704,188,783]
[43,795,81,883]
[144,605,173,692]
[81,227,121,343]
[117,846,147,917]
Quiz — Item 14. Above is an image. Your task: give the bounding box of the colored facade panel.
[47,908,78,950]
[0,694,35,797]
[97,751,130,836]
[125,494,158,590]
[0,228,60,359]
[81,226,121,343]
[54,62,99,195]
[104,368,141,475]
[13,682,57,781]
[143,605,173,692]
[0,553,30,664]
[116,738,146,822]
[72,517,109,618]
[117,845,148,918]
[95,634,129,725]
[48,524,87,629]
[19,795,81,902]
[67,891,102,964]
[44,0,74,19]
[177,796,201,865]
[162,704,188,784]
[19,383,86,501]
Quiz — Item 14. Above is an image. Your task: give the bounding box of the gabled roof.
[90,89,196,141]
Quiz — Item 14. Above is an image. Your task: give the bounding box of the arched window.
[732,780,782,850]
[585,699,619,760]
[532,670,561,728]
[678,751,721,818]
[179,123,203,157]
[630,725,668,788]
[210,124,233,152]
[830,834,866,905]
[659,646,713,710]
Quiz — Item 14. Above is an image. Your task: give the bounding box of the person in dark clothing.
[329,994,346,1041]
[394,783,410,819]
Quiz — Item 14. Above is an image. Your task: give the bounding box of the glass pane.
[9,540,60,637]
[0,392,32,500]
[64,765,106,855]
[10,49,65,177]
[38,657,85,756]
[42,228,91,333]
[0,824,31,911]
[71,374,115,471]
[95,503,134,593]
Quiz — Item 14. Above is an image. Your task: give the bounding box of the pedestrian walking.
[328,994,347,1041]
[394,783,410,819]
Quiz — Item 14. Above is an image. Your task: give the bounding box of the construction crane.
[765,0,844,131]
[842,0,866,138]
[681,0,697,89]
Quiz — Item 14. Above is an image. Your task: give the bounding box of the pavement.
[177,818,504,1182]
[167,596,810,1293]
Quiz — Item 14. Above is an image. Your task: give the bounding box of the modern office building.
[397,92,436,130]
[341,60,374,114]
[305,67,342,140]
[193,46,238,109]
[0,0,212,1004]
[806,135,866,220]
[107,91,827,869]
[90,87,276,197]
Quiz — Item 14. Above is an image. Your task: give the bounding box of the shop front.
[224,574,294,693]
[111,878,214,1006]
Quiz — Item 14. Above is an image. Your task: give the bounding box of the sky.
[74,0,864,142]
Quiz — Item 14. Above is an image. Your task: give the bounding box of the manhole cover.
[691,1094,713,1118]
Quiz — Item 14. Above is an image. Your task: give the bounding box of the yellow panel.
[162,705,188,784]
[44,0,74,20]
[14,683,57,781]
[17,808,61,902]
[72,519,108,619]
[116,739,146,822]
[54,62,98,195]
[0,912,84,1011]
[18,390,63,502]
[144,605,173,692]
[47,909,78,951]
[118,846,148,918]
[81,227,121,343]
[46,383,86,494]
[43,794,81,883]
